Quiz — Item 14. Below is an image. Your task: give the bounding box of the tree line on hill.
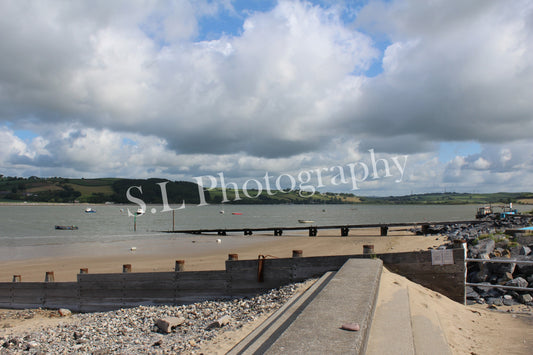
[1,175,532,205]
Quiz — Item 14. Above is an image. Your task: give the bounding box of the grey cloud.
[344,0,533,153]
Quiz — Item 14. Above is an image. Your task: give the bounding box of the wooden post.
[79,268,88,274]
[175,260,185,272]
[172,209,175,231]
[292,250,303,258]
[123,264,132,273]
[45,271,55,282]
[228,253,239,261]
[363,245,374,255]
[134,215,137,232]
[12,275,21,282]
[380,226,388,236]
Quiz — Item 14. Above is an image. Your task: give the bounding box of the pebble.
[341,323,360,331]
[0,283,301,354]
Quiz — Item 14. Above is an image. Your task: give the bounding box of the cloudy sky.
[1,0,532,196]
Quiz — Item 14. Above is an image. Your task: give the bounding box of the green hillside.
[0,175,532,205]
[358,192,533,205]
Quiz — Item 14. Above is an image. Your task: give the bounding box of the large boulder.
[470,238,495,258]
[515,255,533,275]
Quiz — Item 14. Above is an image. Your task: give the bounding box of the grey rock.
[470,238,495,258]
[58,308,72,317]
[470,269,491,283]
[520,246,531,255]
[505,277,528,288]
[466,286,480,300]
[206,315,231,329]
[156,316,186,333]
[486,297,503,306]
[502,298,517,306]
[519,294,533,304]
[496,261,516,275]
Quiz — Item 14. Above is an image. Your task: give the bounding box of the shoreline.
[0,228,447,282]
[1,226,531,354]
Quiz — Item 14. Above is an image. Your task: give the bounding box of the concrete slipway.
[228,258,451,354]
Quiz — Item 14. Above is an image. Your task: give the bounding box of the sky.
[0,0,532,196]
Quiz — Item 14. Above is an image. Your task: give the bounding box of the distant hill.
[0,176,532,205]
[357,192,533,205]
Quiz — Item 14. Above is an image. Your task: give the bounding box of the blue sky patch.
[14,129,39,142]
[439,141,482,163]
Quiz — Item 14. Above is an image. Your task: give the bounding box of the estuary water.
[1,203,531,249]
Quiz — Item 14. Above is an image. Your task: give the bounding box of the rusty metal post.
[45,271,55,282]
[257,256,265,283]
[175,260,185,272]
[363,245,374,255]
[123,264,132,273]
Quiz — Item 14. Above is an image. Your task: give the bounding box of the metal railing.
[465,258,533,294]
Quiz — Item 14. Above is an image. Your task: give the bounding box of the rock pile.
[420,214,533,307]
[0,283,302,354]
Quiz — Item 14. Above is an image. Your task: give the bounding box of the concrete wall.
[0,249,465,311]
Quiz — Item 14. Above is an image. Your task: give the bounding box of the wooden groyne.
[0,248,465,311]
[163,220,485,236]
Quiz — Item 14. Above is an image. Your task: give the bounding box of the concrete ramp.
[229,258,383,354]
[367,269,451,355]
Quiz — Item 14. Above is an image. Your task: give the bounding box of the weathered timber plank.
[386,263,464,275]
[78,272,178,285]
[0,285,11,299]
[176,280,227,290]
[176,271,228,281]
[80,289,124,298]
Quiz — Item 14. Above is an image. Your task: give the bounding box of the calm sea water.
[1,203,531,249]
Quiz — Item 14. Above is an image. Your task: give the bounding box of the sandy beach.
[0,227,444,282]
[1,227,532,354]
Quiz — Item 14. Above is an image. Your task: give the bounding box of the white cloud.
[0,0,532,195]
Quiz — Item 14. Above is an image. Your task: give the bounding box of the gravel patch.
[1,282,304,354]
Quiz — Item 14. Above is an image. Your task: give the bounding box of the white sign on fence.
[431,249,454,265]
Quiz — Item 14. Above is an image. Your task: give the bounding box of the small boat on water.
[232,212,243,215]
[298,220,315,223]
[85,207,96,213]
[55,225,78,230]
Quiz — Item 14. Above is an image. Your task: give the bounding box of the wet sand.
[0,227,447,282]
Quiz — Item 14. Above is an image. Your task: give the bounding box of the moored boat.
[298,220,315,223]
[85,207,96,213]
[55,225,78,230]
